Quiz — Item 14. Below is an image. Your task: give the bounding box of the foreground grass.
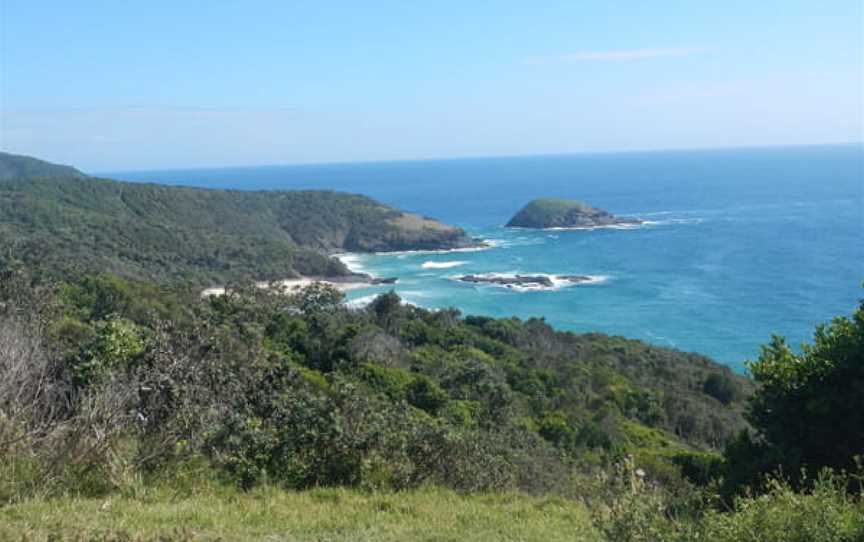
[2,476,862,541]
[0,486,602,542]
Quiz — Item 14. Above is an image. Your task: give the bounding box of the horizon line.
[92,141,863,175]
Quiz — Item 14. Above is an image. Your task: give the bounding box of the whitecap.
[421,260,469,269]
[398,290,430,298]
[345,292,426,310]
[644,330,678,349]
[335,253,366,273]
[373,239,501,257]
[637,210,678,217]
[642,218,705,227]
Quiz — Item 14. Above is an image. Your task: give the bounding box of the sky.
[0,1,862,171]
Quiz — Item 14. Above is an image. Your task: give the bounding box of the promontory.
[0,151,483,285]
[505,198,642,229]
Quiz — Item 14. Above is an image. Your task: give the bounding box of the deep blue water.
[107,145,864,372]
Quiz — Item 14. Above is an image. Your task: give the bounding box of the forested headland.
[0,152,480,285]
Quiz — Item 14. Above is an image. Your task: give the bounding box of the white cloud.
[527,48,703,64]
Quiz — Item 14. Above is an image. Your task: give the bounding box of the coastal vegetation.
[0,153,861,540]
[0,154,479,285]
[506,197,642,229]
[0,268,749,495]
[1,262,862,539]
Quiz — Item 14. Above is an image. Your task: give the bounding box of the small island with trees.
[506,197,643,229]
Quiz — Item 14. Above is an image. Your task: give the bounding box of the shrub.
[689,470,864,542]
[702,373,741,405]
[405,374,449,414]
[726,297,864,490]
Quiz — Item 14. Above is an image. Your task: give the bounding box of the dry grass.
[387,212,456,233]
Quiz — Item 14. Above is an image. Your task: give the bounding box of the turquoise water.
[109,145,864,371]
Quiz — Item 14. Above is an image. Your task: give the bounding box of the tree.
[702,372,742,405]
[294,282,344,314]
[726,296,864,488]
[368,290,404,332]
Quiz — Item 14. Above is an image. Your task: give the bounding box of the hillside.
[0,151,89,180]
[1,252,861,540]
[506,198,642,229]
[0,153,480,284]
[0,268,752,497]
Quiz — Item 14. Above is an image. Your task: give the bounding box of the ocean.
[108,144,864,372]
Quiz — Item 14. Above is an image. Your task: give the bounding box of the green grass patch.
[0,486,602,542]
[621,420,687,452]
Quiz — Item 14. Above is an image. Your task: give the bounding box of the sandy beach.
[201,277,374,298]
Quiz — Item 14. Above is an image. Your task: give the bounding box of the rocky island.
[456,273,598,290]
[506,198,642,229]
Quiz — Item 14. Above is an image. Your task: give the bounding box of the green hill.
[0,152,480,284]
[0,151,89,180]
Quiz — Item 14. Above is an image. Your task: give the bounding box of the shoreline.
[368,239,500,257]
[199,250,409,298]
[201,276,386,298]
[333,244,498,272]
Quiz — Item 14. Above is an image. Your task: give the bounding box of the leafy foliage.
[0,268,752,501]
[1,267,862,539]
[724,296,864,490]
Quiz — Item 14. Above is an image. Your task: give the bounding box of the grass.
[388,212,457,233]
[2,476,862,541]
[529,198,591,213]
[0,486,602,542]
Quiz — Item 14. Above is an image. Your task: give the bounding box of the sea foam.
[641,218,705,227]
[373,239,501,257]
[335,253,366,273]
[421,260,468,269]
[345,292,423,309]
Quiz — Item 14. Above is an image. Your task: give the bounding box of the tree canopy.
[725,294,864,490]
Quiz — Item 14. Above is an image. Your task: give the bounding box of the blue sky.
[1,1,861,170]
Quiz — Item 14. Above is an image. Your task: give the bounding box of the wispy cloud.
[527,47,704,64]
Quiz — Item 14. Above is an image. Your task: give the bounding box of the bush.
[726,297,864,490]
[405,375,449,414]
[689,470,864,542]
[702,373,741,405]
